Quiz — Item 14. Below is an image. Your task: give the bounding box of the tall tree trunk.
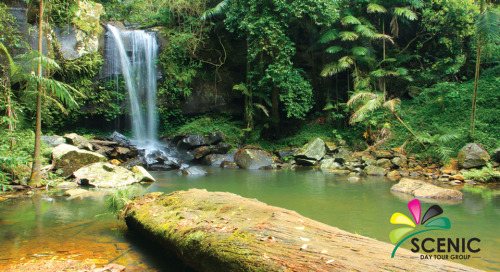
[29,0,44,187]
[271,87,280,130]
[469,40,481,140]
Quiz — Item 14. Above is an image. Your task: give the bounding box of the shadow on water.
[122,230,194,272]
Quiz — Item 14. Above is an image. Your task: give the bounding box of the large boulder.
[107,131,131,146]
[52,144,107,177]
[294,138,326,161]
[319,158,341,170]
[74,162,149,188]
[202,153,235,167]
[64,133,93,150]
[131,166,155,182]
[208,130,225,145]
[371,150,394,159]
[391,178,462,199]
[457,143,490,169]
[236,149,274,170]
[41,135,66,147]
[374,158,393,169]
[178,134,210,150]
[364,165,388,176]
[179,166,207,176]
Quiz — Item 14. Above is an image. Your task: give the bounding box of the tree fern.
[341,15,361,26]
[326,46,344,54]
[367,3,387,13]
[476,7,500,44]
[319,29,339,43]
[394,7,418,21]
[339,31,359,41]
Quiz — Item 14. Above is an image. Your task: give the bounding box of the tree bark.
[125,189,480,272]
[29,0,44,186]
[470,39,481,140]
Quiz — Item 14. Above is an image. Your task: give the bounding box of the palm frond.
[346,92,380,108]
[28,75,80,108]
[398,0,424,8]
[319,29,339,43]
[339,31,359,41]
[477,8,500,44]
[436,133,459,144]
[253,91,272,106]
[370,69,387,78]
[0,42,16,76]
[349,94,385,124]
[395,67,409,76]
[233,83,250,96]
[321,62,343,77]
[355,25,376,38]
[338,56,355,70]
[415,132,432,144]
[367,3,387,13]
[341,15,361,26]
[354,76,372,91]
[383,98,400,111]
[326,46,344,54]
[350,46,368,56]
[200,0,229,20]
[44,95,69,114]
[253,103,269,117]
[394,7,418,21]
[373,33,394,44]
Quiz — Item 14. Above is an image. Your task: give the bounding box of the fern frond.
[253,103,269,117]
[319,29,339,43]
[326,46,344,54]
[350,46,368,56]
[349,95,384,124]
[355,25,376,38]
[341,15,361,26]
[367,3,387,13]
[383,98,400,111]
[394,7,418,21]
[339,31,359,41]
[477,8,500,44]
[346,92,380,108]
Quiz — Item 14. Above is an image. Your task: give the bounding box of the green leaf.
[338,56,354,70]
[351,46,368,56]
[341,15,361,26]
[200,0,229,20]
[367,3,387,13]
[319,29,339,43]
[394,7,418,21]
[476,8,500,44]
[355,25,375,38]
[339,31,359,41]
[326,46,344,54]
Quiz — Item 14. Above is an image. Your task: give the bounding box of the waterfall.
[106,24,159,148]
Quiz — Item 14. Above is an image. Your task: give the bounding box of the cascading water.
[106,24,159,148]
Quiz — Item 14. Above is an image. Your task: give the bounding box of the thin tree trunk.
[29,0,44,187]
[470,38,481,140]
[392,110,425,148]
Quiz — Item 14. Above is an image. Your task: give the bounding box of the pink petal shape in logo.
[408,199,421,225]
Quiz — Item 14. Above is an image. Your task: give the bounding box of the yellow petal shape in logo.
[390,213,416,227]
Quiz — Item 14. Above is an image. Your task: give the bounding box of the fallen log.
[124,189,480,272]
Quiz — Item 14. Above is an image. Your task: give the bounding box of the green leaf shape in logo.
[390,227,414,244]
[425,217,451,229]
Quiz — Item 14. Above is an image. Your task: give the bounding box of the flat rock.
[131,166,156,182]
[64,133,93,150]
[107,131,131,146]
[371,150,394,159]
[63,188,90,197]
[52,144,107,177]
[41,135,65,147]
[178,134,210,150]
[73,162,143,188]
[202,153,235,167]
[179,166,207,176]
[364,165,388,176]
[391,178,462,199]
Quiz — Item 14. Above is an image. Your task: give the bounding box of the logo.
[389,199,450,258]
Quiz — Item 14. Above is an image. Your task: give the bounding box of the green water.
[0,167,499,271]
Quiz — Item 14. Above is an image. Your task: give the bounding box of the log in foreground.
[124,189,480,272]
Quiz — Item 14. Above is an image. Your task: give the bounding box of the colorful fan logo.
[390,199,451,258]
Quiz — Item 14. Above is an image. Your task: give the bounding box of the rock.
[494,148,500,162]
[330,170,351,175]
[236,149,274,170]
[52,144,107,177]
[325,142,338,153]
[74,162,142,188]
[220,161,239,169]
[192,146,213,159]
[122,158,145,169]
[296,158,318,166]
[109,159,121,166]
[107,131,131,146]
[364,165,388,176]
[276,148,297,159]
[178,134,210,149]
[131,166,155,182]
[457,143,490,169]
[64,133,93,150]
[109,146,139,161]
[348,176,360,182]
[202,153,235,167]
[391,178,462,199]
[294,138,326,161]
[333,148,353,164]
[450,180,462,186]
[387,170,401,177]
[371,150,394,159]
[374,158,393,169]
[179,166,207,176]
[148,164,175,171]
[391,156,408,169]
[213,142,231,154]
[63,188,89,197]
[464,180,477,185]
[208,130,225,145]
[56,181,78,189]
[319,158,341,169]
[450,174,465,181]
[438,178,450,183]
[41,135,65,147]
